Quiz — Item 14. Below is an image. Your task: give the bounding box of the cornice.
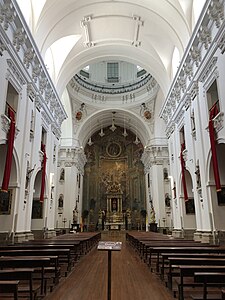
[0,0,67,129]
[160,0,225,127]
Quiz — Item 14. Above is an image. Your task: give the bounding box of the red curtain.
[40,143,47,202]
[208,104,221,192]
[1,107,16,192]
[180,143,188,201]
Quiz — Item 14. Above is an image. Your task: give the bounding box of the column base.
[193,232,202,242]
[171,229,184,238]
[14,232,27,243]
[44,230,56,239]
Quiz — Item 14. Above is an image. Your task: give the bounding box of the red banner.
[180,143,188,201]
[1,107,16,192]
[208,104,221,192]
[40,143,47,202]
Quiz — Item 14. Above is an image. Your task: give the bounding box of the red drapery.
[180,143,188,201]
[1,107,16,192]
[208,104,221,192]
[40,143,47,202]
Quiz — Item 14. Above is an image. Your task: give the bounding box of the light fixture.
[87,137,93,146]
[134,136,140,145]
[99,128,105,137]
[122,128,128,137]
[122,115,128,137]
[110,112,117,132]
[99,120,105,137]
[134,120,140,145]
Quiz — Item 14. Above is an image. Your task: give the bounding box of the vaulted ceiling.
[17,0,206,147]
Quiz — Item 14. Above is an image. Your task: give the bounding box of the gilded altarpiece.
[83,126,146,230]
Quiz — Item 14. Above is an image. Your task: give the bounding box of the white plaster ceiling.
[17,0,206,147]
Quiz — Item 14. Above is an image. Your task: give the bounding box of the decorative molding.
[81,15,94,47]
[199,56,218,82]
[183,61,193,81]
[182,149,188,162]
[7,59,26,85]
[39,150,44,162]
[166,122,175,138]
[51,123,61,140]
[41,110,52,126]
[1,113,10,133]
[207,0,224,28]
[177,73,186,93]
[175,109,184,125]
[0,2,14,30]
[190,46,201,67]
[0,36,6,55]
[35,96,42,111]
[184,94,191,110]
[217,30,225,53]
[39,75,47,95]
[13,27,27,52]
[45,86,53,104]
[190,81,199,101]
[213,111,224,133]
[23,48,34,69]
[198,26,211,50]
[32,60,42,83]
[27,83,36,102]
[132,15,144,47]
[1,114,19,139]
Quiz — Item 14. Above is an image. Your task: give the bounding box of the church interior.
[1,0,225,299]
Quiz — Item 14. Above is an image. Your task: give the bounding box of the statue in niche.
[195,165,201,189]
[191,110,196,132]
[163,168,168,180]
[59,169,65,181]
[165,193,171,207]
[25,163,36,190]
[58,194,64,208]
[150,205,156,224]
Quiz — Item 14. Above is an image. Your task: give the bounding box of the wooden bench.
[167,257,225,291]
[146,246,221,272]
[0,256,50,296]
[0,280,19,300]
[0,269,39,300]
[0,248,71,276]
[192,272,225,300]
[160,253,225,280]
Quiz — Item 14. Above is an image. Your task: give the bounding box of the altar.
[105,184,125,230]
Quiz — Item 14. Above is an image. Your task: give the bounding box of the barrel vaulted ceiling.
[17,0,206,147]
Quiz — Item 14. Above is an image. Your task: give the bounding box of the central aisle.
[45,231,174,300]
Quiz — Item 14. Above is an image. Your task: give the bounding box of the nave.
[44,232,174,300]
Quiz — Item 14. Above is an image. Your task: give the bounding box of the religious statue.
[165,193,171,207]
[150,205,156,223]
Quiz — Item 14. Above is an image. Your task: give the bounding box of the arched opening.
[82,125,146,231]
[0,144,17,235]
[31,170,46,235]
[181,169,196,233]
[209,143,225,231]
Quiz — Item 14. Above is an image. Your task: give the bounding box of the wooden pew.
[0,248,71,276]
[167,257,225,290]
[20,241,80,262]
[0,256,50,296]
[147,246,223,272]
[0,280,19,300]
[160,253,225,280]
[193,272,225,300]
[0,269,37,300]
[176,266,225,300]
